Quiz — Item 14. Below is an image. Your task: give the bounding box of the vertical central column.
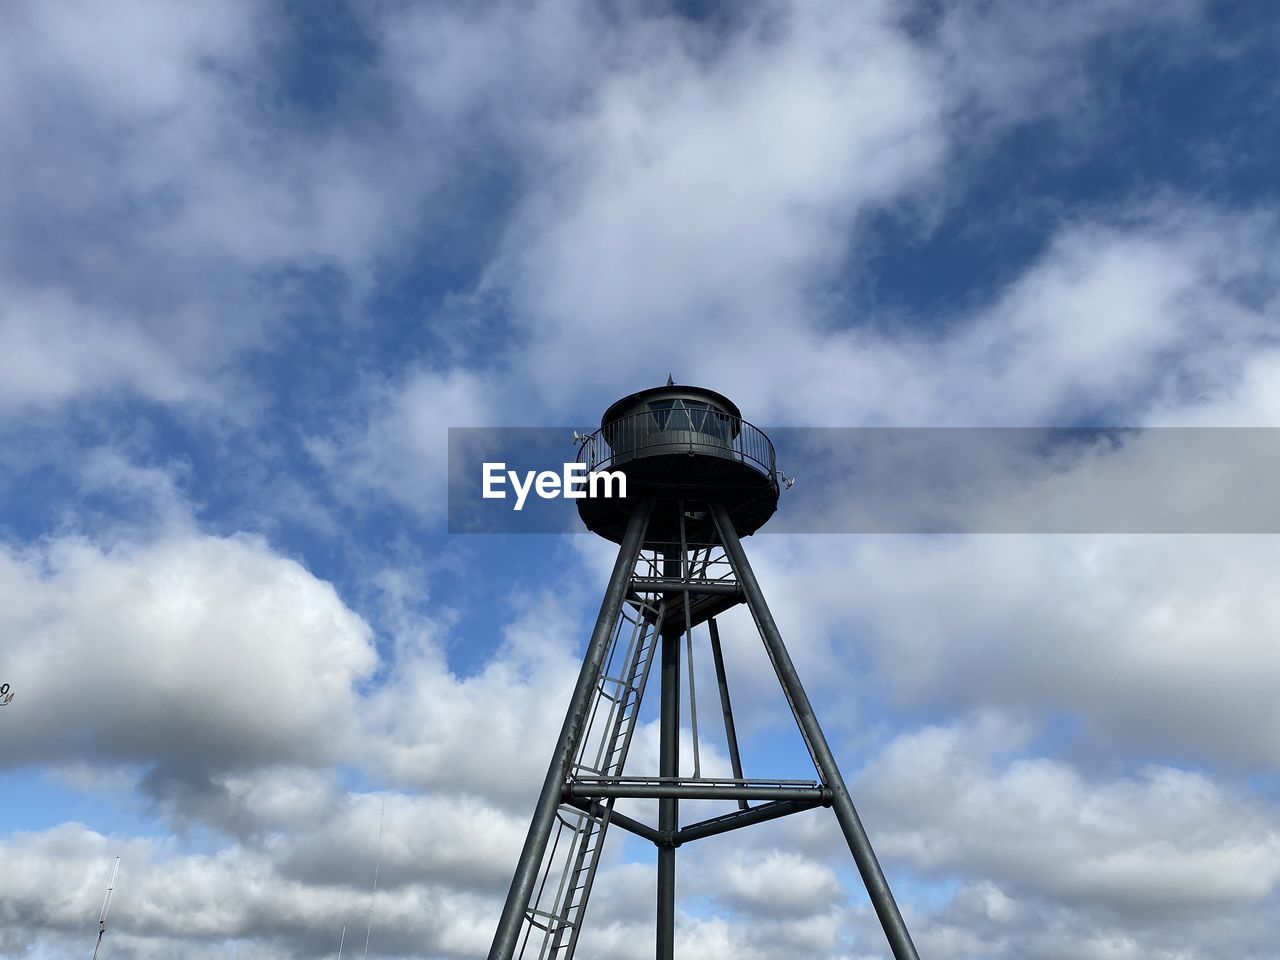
[657,547,681,960]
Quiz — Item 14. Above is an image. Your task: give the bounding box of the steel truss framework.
[487,498,919,960]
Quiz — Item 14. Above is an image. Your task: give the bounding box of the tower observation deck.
[575,382,779,543]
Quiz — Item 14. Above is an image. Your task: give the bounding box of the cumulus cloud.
[699,848,845,918]
[319,1,1280,515]
[930,0,1201,128]
[0,0,460,420]
[740,532,1280,769]
[0,819,504,960]
[361,585,600,803]
[858,714,1280,912]
[0,0,267,415]
[927,208,1280,426]
[0,531,376,775]
[307,367,503,519]
[488,0,949,402]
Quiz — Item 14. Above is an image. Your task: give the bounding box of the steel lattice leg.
[712,501,921,960]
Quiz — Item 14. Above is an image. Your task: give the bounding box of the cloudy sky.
[2,1,1279,958]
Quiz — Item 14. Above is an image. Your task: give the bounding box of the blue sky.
[2,1,1280,958]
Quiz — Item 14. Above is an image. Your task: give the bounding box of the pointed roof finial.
[666,373,675,386]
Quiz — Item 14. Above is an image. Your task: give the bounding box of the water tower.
[487,382,919,960]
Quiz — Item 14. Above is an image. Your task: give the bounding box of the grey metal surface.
[674,798,824,845]
[578,409,776,482]
[565,783,830,802]
[656,552,681,960]
[708,618,748,811]
[628,578,741,595]
[600,383,743,429]
[712,500,921,960]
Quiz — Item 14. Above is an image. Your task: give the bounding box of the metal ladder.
[519,592,666,960]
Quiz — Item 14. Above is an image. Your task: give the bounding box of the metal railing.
[576,410,776,484]
[634,542,736,584]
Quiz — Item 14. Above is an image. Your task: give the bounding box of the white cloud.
[361,585,591,802]
[701,848,845,918]
[485,0,949,410]
[0,819,501,959]
[0,289,202,411]
[0,530,376,773]
[932,208,1280,426]
[0,1,268,416]
[371,0,604,130]
[307,367,502,518]
[932,0,1201,129]
[319,5,1280,511]
[740,532,1280,769]
[858,714,1280,915]
[1,0,256,122]
[0,0,453,420]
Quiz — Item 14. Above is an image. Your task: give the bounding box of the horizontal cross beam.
[628,578,741,596]
[565,795,828,849]
[673,798,825,845]
[565,782,831,803]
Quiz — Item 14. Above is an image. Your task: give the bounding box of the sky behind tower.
[2,1,1280,958]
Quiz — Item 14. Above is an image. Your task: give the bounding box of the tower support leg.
[656,626,680,960]
[656,541,682,960]
[707,618,748,811]
[712,502,920,960]
[488,500,652,960]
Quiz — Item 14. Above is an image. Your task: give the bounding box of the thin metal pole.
[707,618,748,810]
[677,504,702,780]
[566,783,827,802]
[656,622,680,960]
[674,798,823,844]
[488,499,652,960]
[337,925,347,959]
[712,502,920,960]
[628,579,740,594]
[90,856,119,960]
[363,798,384,959]
[683,622,701,780]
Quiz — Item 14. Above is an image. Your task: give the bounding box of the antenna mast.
[363,798,385,959]
[90,856,120,960]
